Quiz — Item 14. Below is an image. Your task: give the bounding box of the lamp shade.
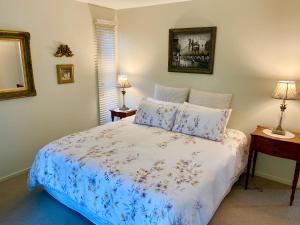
[272,81,298,100]
[117,75,132,89]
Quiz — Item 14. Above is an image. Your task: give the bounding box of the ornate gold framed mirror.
[0,30,36,101]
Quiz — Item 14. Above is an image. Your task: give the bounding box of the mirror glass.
[0,39,26,92]
[0,30,36,101]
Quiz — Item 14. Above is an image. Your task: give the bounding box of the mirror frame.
[0,30,36,101]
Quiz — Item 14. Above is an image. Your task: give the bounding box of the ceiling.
[77,0,191,10]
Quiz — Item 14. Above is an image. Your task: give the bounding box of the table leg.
[290,162,299,206]
[252,151,258,177]
[245,140,254,190]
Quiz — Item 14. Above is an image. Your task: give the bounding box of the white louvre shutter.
[95,23,118,125]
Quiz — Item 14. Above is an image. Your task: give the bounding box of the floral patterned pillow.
[172,103,232,141]
[134,98,179,131]
[184,102,232,131]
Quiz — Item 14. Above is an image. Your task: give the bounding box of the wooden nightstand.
[110,108,137,122]
[245,125,300,205]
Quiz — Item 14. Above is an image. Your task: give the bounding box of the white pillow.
[188,89,233,109]
[184,102,232,131]
[154,84,189,103]
[146,97,178,105]
[172,103,232,141]
[134,98,179,131]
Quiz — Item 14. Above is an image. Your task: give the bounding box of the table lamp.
[117,75,132,111]
[272,81,298,135]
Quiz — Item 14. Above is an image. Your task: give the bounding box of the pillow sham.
[172,103,232,141]
[183,102,232,131]
[154,84,189,103]
[188,89,233,109]
[134,98,179,131]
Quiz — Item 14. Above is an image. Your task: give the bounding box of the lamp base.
[119,106,129,111]
[272,128,286,136]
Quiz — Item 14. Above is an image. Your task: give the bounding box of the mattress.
[28,116,248,225]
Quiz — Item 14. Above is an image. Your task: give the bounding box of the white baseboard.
[0,167,30,183]
[255,170,300,189]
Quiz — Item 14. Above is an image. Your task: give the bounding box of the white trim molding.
[255,170,300,189]
[77,0,192,10]
[0,167,30,183]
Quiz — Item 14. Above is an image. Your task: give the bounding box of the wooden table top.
[252,125,300,145]
[110,108,137,113]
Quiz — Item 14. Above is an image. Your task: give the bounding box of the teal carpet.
[0,173,93,225]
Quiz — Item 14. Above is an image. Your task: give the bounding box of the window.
[95,21,119,125]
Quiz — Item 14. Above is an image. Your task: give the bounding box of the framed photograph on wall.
[168,27,217,74]
[56,64,74,84]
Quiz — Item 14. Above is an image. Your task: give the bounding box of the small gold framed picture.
[56,64,74,84]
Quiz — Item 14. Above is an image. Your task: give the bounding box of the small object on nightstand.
[263,129,295,139]
[271,81,298,135]
[110,108,137,122]
[245,125,300,206]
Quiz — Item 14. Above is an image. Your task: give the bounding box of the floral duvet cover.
[28,117,248,225]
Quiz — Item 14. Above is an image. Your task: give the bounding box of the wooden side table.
[110,109,137,122]
[245,125,300,205]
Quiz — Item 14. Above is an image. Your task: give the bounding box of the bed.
[28,116,248,225]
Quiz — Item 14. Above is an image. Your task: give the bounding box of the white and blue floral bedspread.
[28,117,248,225]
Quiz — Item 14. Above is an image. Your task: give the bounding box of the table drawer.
[254,136,299,160]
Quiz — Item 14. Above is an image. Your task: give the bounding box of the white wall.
[1,0,299,187]
[0,0,114,180]
[118,0,300,186]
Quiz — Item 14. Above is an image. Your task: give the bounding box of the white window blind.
[95,23,119,125]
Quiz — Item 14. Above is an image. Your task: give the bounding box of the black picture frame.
[168,27,217,74]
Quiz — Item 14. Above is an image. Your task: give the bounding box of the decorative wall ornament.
[54,44,74,57]
[168,27,217,74]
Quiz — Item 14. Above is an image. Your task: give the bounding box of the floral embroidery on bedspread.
[28,119,248,225]
[157,133,198,149]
